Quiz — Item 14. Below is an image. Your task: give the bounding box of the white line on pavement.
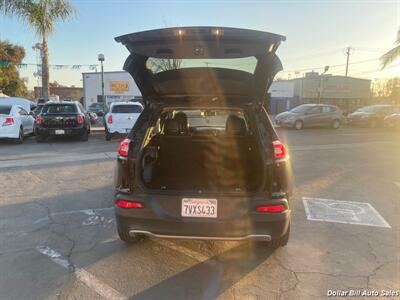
[0,152,117,169]
[36,245,127,300]
[290,141,397,152]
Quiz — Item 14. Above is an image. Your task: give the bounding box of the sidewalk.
[0,151,118,169]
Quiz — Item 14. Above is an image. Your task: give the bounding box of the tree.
[0,40,29,97]
[148,58,182,73]
[381,28,400,69]
[1,0,75,99]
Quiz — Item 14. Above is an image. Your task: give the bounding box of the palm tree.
[381,28,400,69]
[1,0,75,99]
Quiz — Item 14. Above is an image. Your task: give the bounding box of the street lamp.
[317,65,330,104]
[98,54,105,112]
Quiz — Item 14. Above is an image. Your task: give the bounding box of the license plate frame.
[181,198,218,218]
[55,129,65,135]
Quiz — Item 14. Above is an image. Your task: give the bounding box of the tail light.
[116,199,143,209]
[36,115,43,125]
[2,117,14,126]
[76,115,84,125]
[272,140,287,160]
[107,115,113,124]
[256,204,286,213]
[118,138,130,157]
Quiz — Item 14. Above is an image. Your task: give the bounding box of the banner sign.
[110,81,129,94]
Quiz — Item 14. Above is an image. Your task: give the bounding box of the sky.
[1,0,399,89]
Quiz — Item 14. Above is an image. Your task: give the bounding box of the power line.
[281,58,379,73]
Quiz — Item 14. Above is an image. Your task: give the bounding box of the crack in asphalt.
[272,253,301,299]
[35,201,77,272]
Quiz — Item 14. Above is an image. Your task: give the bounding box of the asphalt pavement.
[0,127,399,300]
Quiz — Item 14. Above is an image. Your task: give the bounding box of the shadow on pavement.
[132,242,274,300]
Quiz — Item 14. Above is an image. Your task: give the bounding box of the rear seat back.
[159,119,193,184]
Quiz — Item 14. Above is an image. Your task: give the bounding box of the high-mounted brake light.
[36,115,43,125]
[116,200,144,209]
[273,140,287,160]
[118,138,130,157]
[76,115,84,125]
[107,115,113,124]
[2,117,14,126]
[256,204,286,213]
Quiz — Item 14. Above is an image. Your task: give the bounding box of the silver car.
[275,104,343,130]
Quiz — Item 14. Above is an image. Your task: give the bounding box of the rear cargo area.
[140,131,264,192]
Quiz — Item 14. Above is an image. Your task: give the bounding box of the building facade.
[268,74,371,114]
[34,85,83,101]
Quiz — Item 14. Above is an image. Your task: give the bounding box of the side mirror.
[29,111,34,116]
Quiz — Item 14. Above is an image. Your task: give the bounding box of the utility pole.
[345,47,352,77]
[317,66,330,104]
[98,54,105,112]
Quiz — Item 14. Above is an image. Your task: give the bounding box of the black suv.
[35,101,90,142]
[114,27,293,249]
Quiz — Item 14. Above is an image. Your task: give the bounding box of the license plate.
[55,130,65,135]
[181,198,217,218]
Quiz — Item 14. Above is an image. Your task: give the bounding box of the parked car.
[88,111,98,124]
[104,102,143,140]
[88,102,106,116]
[347,105,394,127]
[384,106,400,128]
[275,104,343,129]
[113,27,293,249]
[0,104,35,144]
[35,101,90,142]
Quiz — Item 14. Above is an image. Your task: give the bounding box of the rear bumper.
[36,126,86,136]
[0,124,19,138]
[106,125,132,134]
[275,119,295,127]
[347,118,368,126]
[115,193,291,240]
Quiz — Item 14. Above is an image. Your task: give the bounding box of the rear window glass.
[290,104,313,113]
[0,106,11,115]
[43,104,77,114]
[112,105,142,113]
[147,57,257,74]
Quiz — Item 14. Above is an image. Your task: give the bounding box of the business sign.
[110,81,129,94]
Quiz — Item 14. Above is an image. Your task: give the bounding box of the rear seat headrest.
[163,119,180,135]
[174,112,188,132]
[226,115,246,135]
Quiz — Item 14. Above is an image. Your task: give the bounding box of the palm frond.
[381,45,400,69]
[1,0,75,37]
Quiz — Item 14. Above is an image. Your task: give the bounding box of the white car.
[0,104,35,143]
[104,102,143,140]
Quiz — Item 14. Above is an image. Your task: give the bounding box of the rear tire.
[80,129,89,141]
[268,224,290,249]
[105,127,112,141]
[15,127,24,144]
[117,228,144,244]
[331,119,340,129]
[294,120,303,130]
[36,133,46,143]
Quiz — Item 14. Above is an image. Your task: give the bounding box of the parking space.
[0,127,399,299]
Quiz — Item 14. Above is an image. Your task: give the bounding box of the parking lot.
[0,127,399,300]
